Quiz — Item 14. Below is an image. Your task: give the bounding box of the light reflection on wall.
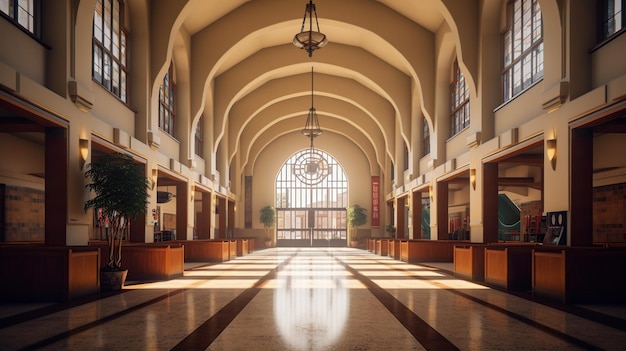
[273,256,348,349]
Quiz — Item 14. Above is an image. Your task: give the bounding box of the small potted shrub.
[347,204,367,247]
[259,205,276,247]
[84,152,149,290]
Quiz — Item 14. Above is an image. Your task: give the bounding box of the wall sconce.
[546,138,557,170]
[190,185,195,201]
[79,138,89,170]
[151,168,158,190]
[469,168,476,190]
[428,185,434,201]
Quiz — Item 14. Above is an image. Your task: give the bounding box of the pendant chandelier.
[302,67,322,140]
[293,0,328,57]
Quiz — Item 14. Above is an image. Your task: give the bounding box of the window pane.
[534,43,544,80]
[522,54,532,89]
[103,54,112,89]
[533,0,542,42]
[94,3,103,41]
[93,45,103,82]
[104,0,111,50]
[522,0,532,51]
[0,0,9,15]
[17,0,34,32]
[513,62,522,95]
[112,0,119,59]
[504,30,512,66]
[513,0,522,59]
[112,61,120,96]
[120,70,126,102]
[121,31,127,66]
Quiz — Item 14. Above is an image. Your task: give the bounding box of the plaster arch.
[243,115,381,177]
[212,45,409,151]
[226,74,394,163]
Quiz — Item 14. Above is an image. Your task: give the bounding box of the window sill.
[591,28,626,53]
[493,78,543,113]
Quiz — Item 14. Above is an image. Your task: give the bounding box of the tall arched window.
[195,117,203,158]
[422,117,430,156]
[159,64,176,137]
[502,0,543,102]
[93,0,128,102]
[275,148,348,246]
[450,60,469,137]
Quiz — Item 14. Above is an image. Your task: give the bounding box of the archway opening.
[275,148,348,247]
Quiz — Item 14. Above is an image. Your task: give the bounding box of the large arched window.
[502,0,543,102]
[450,60,470,137]
[159,64,176,137]
[275,148,348,246]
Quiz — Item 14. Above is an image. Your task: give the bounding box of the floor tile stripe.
[373,256,605,351]
[17,288,187,351]
[334,254,460,351]
[170,252,297,351]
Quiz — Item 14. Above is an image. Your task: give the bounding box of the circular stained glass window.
[292,149,331,185]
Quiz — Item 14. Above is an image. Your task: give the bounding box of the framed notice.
[371,176,380,227]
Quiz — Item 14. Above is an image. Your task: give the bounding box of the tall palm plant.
[84,153,149,270]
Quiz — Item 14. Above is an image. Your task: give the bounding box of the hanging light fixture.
[302,67,322,140]
[293,0,328,57]
[301,67,322,175]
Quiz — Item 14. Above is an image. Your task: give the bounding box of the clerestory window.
[0,0,40,36]
[422,117,430,156]
[502,0,543,102]
[93,0,128,102]
[600,0,624,40]
[450,60,470,137]
[159,64,176,137]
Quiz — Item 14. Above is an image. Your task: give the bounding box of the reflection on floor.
[1,248,625,350]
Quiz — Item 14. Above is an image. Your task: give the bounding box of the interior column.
[45,127,68,246]
[483,162,499,243]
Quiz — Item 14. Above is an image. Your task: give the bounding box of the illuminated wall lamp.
[79,138,89,170]
[428,185,434,201]
[151,168,158,190]
[469,168,476,190]
[546,138,557,170]
[190,185,195,201]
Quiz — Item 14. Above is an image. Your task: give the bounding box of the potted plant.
[385,224,397,238]
[347,204,367,248]
[84,152,149,290]
[259,205,275,247]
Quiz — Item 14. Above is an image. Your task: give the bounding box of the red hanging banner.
[371,176,380,227]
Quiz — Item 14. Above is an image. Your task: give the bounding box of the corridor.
[1,248,625,350]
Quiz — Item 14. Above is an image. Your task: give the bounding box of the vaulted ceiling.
[153,0,466,178]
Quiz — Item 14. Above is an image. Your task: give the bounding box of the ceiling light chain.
[293,0,328,57]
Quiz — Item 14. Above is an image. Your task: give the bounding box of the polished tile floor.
[1,248,625,350]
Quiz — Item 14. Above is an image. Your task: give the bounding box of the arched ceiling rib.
[158,0,497,182]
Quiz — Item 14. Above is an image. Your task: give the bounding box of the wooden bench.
[484,244,535,290]
[228,240,237,260]
[399,239,465,263]
[172,240,230,262]
[375,239,389,256]
[121,244,184,281]
[388,240,401,260]
[0,246,100,302]
[453,244,487,282]
[235,238,249,256]
[532,246,626,303]
[367,238,376,252]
